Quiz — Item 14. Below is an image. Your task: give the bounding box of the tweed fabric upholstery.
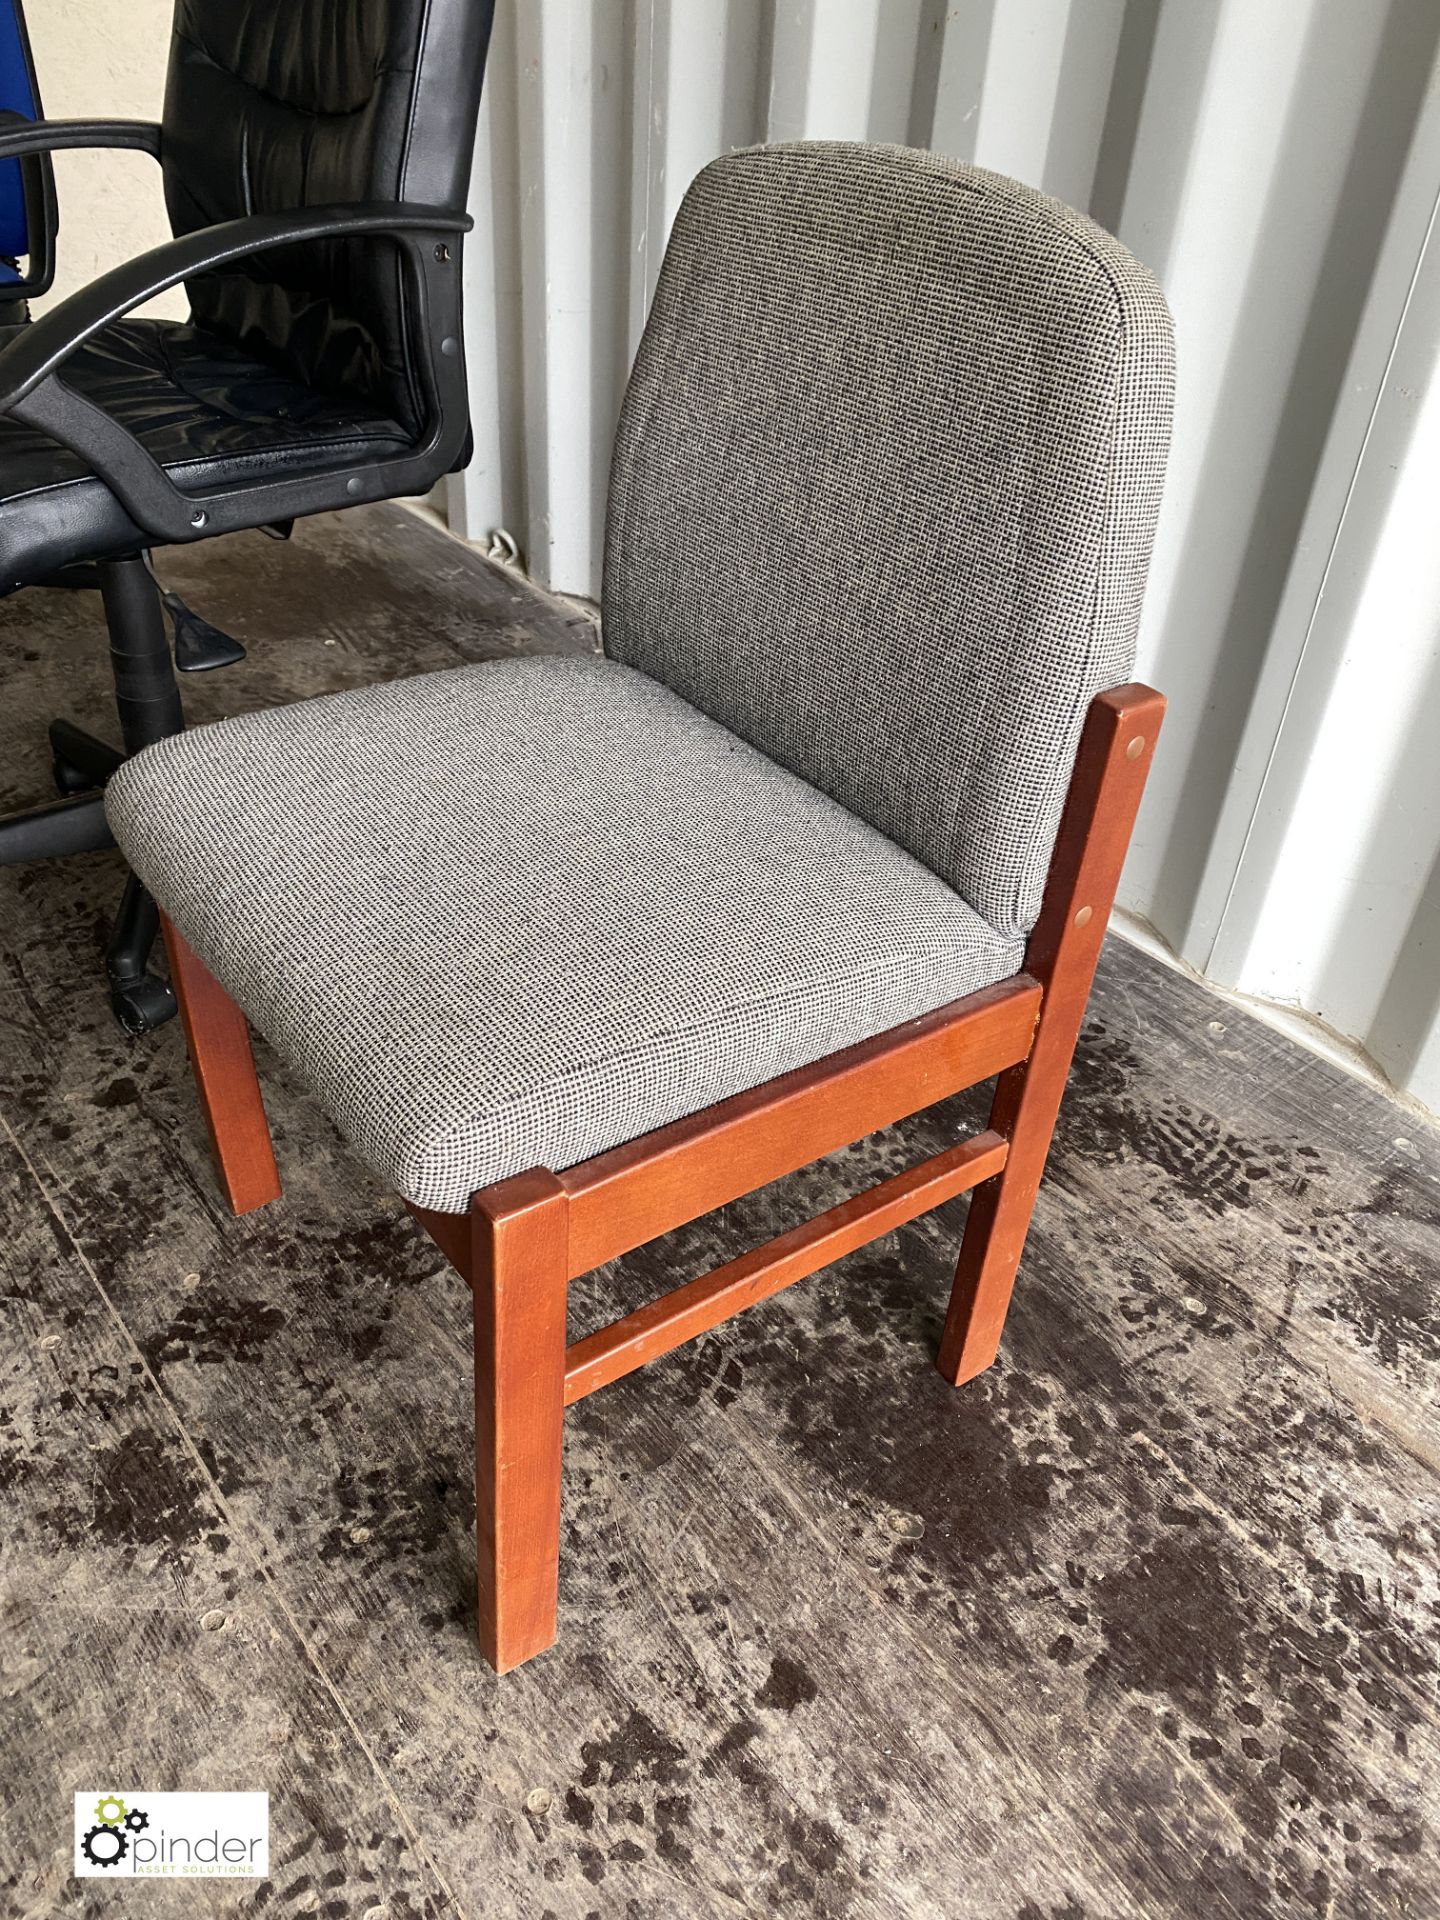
[604,142,1174,936]
[106,656,1025,1212]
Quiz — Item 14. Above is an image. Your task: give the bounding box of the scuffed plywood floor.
[0,507,1435,1920]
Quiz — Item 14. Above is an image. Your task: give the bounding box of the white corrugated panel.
[446,0,1440,1118]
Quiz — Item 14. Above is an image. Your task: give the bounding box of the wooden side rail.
[407,978,1038,1290]
[556,975,1040,1276]
[563,1128,1009,1404]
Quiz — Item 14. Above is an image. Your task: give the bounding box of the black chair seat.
[0,316,409,588]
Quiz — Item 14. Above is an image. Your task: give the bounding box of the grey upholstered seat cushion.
[106,656,1025,1212]
[605,143,1174,937]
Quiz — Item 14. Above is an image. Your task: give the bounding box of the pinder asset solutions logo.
[74,1792,268,1878]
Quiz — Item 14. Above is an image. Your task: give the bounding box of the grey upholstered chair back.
[603,142,1174,938]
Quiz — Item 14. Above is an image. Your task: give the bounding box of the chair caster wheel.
[110,974,178,1034]
[53,755,94,797]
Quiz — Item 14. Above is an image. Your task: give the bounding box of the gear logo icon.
[79,1792,148,1872]
[81,1823,129,1869]
[79,1788,265,1878]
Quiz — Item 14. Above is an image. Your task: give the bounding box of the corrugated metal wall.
[445,0,1440,1117]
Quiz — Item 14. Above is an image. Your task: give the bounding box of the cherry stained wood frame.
[159,681,1164,1673]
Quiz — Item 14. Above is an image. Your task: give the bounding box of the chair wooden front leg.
[938,684,1165,1386]
[470,1169,569,1673]
[160,916,282,1217]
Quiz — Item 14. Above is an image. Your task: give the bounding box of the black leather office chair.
[0,0,252,756]
[0,0,493,1029]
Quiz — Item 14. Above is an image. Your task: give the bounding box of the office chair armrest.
[0,201,470,411]
[0,116,163,305]
[0,114,163,162]
[0,201,473,547]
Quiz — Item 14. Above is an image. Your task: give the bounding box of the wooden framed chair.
[105,143,1174,1673]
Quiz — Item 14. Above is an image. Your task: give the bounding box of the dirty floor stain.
[0,508,1435,1920]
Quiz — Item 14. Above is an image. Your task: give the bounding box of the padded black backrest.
[162,0,493,435]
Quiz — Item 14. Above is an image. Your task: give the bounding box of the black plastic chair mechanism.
[0,0,494,1029]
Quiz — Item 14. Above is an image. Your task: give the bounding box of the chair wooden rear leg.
[160,916,282,1217]
[470,1170,569,1673]
[937,1023,1082,1384]
[938,684,1165,1387]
